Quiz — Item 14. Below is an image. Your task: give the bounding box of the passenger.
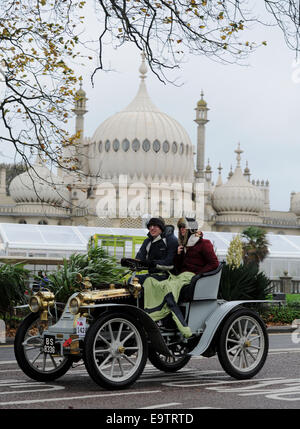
[143,217,219,338]
[174,217,219,275]
[134,217,178,285]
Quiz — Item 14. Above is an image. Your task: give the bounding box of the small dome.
[9,156,69,205]
[197,91,207,107]
[212,145,264,214]
[197,99,207,107]
[75,82,86,98]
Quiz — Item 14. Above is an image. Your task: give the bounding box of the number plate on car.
[43,335,57,355]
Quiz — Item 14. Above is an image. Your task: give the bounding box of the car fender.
[85,303,172,357]
[189,300,270,357]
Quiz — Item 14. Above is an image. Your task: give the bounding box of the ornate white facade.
[1,54,300,235]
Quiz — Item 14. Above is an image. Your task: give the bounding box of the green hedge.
[260,303,300,324]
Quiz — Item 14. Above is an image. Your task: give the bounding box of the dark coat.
[174,238,219,275]
[136,226,178,274]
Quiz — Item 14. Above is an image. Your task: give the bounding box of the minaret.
[72,81,88,139]
[194,90,209,179]
[61,81,88,176]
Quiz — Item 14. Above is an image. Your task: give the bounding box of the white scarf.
[184,233,200,253]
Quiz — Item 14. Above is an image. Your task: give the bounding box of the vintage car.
[14,259,269,389]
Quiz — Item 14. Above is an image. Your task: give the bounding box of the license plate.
[43,335,57,355]
[76,317,87,337]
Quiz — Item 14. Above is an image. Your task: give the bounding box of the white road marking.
[0,389,161,407]
[140,402,181,409]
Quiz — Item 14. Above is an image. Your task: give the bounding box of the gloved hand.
[143,260,156,269]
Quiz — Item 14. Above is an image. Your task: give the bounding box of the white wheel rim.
[93,318,144,383]
[23,318,68,373]
[225,315,265,373]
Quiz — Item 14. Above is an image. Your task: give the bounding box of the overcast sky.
[1,3,299,213]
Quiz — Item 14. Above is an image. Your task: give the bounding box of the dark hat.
[146,217,165,232]
[177,217,198,233]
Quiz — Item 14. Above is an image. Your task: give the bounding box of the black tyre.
[83,312,148,389]
[14,312,72,382]
[148,334,199,372]
[217,308,269,380]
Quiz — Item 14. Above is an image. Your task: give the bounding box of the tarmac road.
[1,332,300,411]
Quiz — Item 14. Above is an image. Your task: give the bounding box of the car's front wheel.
[83,312,148,389]
[14,312,72,382]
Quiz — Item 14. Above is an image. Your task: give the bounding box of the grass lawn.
[286,294,300,304]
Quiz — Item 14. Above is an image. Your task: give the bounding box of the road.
[1,332,300,411]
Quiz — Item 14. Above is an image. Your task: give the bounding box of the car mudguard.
[189,300,271,357]
[83,303,172,357]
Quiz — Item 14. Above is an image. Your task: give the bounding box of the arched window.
[18,219,27,224]
[122,139,130,152]
[163,141,170,153]
[172,142,178,154]
[142,139,150,152]
[153,140,161,153]
[113,139,120,152]
[132,138,140,152]
[38,220,48,225]
[105,140,111,152]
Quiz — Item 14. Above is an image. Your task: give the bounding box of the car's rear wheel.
[217,308,269,379]
[148,333,199,372]
[83,312,148,389]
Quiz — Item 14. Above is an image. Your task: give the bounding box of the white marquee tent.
[0,223,299,279]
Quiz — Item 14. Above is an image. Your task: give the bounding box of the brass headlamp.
[29,290,55,321]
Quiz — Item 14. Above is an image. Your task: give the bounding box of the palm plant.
[0,263,29,323]
[241,226,269,267]
[47,246,127,303]
[218,262,273,301]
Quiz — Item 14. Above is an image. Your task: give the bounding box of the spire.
[204,158,212,181]
[123,51,158,113]
[139,51,148,80]
[216,162,223,186]
[244,160,251,182]
[234,142,243,169]
[228,165,233,180]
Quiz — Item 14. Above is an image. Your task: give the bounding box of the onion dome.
[197,90,207,107]
[9,154,69,205]
[212,144,264,214]
[89,52,194,182]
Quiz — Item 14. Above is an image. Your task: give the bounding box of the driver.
[134,217,178,285]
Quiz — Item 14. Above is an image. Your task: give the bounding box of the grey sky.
[0,3,299,213]
[78,17,299,213]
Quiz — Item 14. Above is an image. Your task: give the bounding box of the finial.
[216,163,223,186]
[228,165,233,179]
[205,158,212,171]
[139,51,147,80]
[234,142,243,168]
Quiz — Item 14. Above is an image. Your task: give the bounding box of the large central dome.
[89,53,194,183]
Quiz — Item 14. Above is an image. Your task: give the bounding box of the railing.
[270,278,300,294]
